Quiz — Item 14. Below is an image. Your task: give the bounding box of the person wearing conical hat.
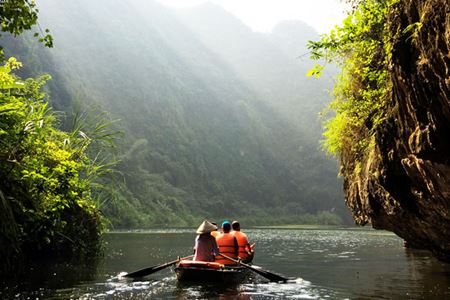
[193,220,219,262]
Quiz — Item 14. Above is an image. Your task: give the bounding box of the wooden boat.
[174,260,248,283]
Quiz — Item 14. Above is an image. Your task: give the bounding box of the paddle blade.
[219,253,289,283]
[252,266,288,282]
[244,263,289,283]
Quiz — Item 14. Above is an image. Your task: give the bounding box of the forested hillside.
[3,0,349,227]
[178,4,333,137]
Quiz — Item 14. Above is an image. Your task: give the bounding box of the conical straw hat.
[196,220,217,234]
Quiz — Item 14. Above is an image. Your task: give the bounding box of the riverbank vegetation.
[0,1,110,278]
[308,0,395,164]
[0,57,108,276]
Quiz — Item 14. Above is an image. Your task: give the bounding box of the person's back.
[193,220,219,262]
[194,234,218,262]
[231,221,252,262]
[215,221,238,265]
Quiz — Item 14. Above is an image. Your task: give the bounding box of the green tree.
[308,0,395,163]
[0,58,103,276]
[0,0,52,60]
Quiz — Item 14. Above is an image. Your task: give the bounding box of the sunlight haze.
[156,0,349,33]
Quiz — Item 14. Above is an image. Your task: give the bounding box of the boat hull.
[174,260,247,283]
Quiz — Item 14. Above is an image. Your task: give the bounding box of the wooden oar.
[124,255,193,278]
[219,253,288,283]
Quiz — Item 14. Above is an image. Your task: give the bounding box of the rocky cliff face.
[342,0,450,260]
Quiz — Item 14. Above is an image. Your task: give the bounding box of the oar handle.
[158,254,194,268]
[218,253,240,263]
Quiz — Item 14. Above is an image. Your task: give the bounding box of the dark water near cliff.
[2,228,450,299]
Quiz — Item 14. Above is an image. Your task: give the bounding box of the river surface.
[2,227,450,299]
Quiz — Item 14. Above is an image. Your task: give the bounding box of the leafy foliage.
[0,0,53,55]
[0,58,103,274]
[308,0,396,160]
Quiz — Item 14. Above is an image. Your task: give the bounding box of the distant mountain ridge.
[3,0,350,227]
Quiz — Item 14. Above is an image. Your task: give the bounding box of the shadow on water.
[401,248,450,298]
[0,255,101,299]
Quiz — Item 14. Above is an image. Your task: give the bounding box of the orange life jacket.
[215,232,238,265]
[232,230,250,259]
[210,230,220,238]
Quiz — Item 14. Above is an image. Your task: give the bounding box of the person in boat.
[215,220,239,265]
[210,222,220,238]
[193,220,219,262]
[231,220,253,263]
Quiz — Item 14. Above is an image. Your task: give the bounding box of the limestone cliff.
[342,0,450,260]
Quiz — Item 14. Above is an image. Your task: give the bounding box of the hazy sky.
[156,0,349,33]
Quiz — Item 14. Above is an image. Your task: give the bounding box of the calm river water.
[2,228,450,299]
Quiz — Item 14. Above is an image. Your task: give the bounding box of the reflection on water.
[1,228,449,299]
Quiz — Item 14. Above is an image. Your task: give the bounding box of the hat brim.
[196,220,218,234]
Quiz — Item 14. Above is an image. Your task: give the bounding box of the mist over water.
[3,228,449,299]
